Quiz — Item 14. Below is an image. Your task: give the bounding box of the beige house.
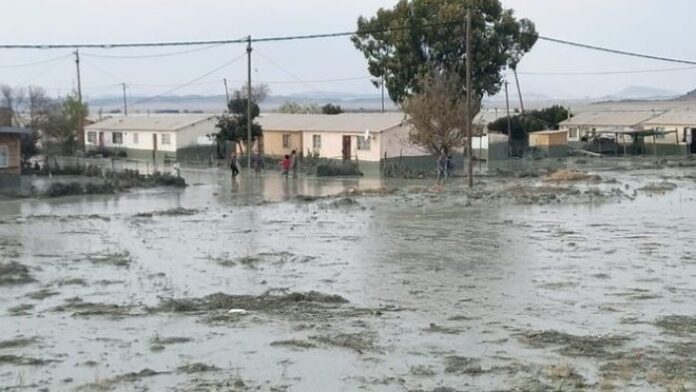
[529,129,569,157]
[560,111,664,143]
[256,113,426,162]
[642,110,696,155]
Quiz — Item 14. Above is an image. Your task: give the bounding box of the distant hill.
[674,88,696,101]
[600,86,680,101]
[87,92,396,114]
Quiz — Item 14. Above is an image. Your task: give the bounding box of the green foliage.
[321,103,343,115]
[316,162,362,177]
[487,105,570,140]
[277,102,320,114]
[216,90,263,151]
[352,0,537,104]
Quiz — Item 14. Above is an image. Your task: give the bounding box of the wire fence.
[44,156,176,175]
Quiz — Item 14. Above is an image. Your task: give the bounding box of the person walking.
[253,153,264,177]
[280,154,291,178]
[229,151,240,177]
[290,150,298,178]
[437,152,448,184]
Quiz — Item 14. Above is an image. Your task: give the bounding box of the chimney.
[0,107,11,127]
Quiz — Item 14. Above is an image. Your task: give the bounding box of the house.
[84,114,218,161]
[560,111,664,145]
[529,129,569,157]
[0,127,31,189]
[256,113,425,162]
[641,110,696,155]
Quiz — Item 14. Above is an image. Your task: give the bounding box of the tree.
[487,105,570,141]
[0,85,25,125]
[39,93,88,156]
[402,71,468,155]
[215,90,263,156]
[351,0,537,105]
[240,83,270,104]
[277,102,321,114]
[321,103,343,115]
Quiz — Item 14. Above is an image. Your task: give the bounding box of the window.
[282,134,291,148]
[132,132,139,144]
[357,136,371,151]
[161,133,171,145]
[0,146,8,168]
[568,128,578,139]
[112,132,123,144]
[87,131,96,143]
[312,134,322,149]
[655,127,666,140]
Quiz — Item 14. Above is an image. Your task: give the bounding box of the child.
[280,154,291,178]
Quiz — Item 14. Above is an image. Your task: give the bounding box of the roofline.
[85,114,217,132]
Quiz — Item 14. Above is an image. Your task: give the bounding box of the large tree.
[215,90,263,156]
[351,0,537,104]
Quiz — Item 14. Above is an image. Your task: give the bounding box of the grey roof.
[256,113,406,133]
[0,126,32,135]
[85,114,216,132]
[643,110,696,126]
[561,111,664,127]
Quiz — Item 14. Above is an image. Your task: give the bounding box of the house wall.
[301,131,382,162]
[530,131,568,147]
[264,131,303,157]
[380,125,428,159]
[85,128,178,155]
[0,134,21,175]
[642,124,692,145]
[175,118,218,150]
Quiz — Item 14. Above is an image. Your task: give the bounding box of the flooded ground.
[1,158,696,391]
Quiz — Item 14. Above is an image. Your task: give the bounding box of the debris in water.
[0,262,35,285]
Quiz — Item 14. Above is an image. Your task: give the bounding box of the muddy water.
[1,165,696,391]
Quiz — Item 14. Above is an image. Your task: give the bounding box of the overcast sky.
[1,0,696,102]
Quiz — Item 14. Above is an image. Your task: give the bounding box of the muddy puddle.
[1,161,696,391]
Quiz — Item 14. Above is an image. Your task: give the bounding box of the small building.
[257,113,419,162]
[560,111,664,145]
[84,114,218,161]
[529,129,569,157]
[641,111,696,155]
[0,127,31,189]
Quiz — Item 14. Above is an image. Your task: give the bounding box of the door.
[690,129,696,154]
[152,134,158,161]
[98,132,104,148]
[342,136,351,160]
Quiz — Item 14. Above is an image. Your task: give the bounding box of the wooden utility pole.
[465,10,474,188]
[223,78,230,109]
[505,80,511,156]
[121,83,128,116]
[246,36,253,171]
[74,49,84,149]
[513,68,525,114]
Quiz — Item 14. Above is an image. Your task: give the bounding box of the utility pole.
[122,83,128,116]
[465,10,474,188]
[513,68,525,114]
[223,78,230,110]
[505,80,511,156]
[246,36,253,171]
[74,49,84,149]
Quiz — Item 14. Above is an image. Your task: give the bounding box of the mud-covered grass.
[134,207,199,218]
[270,339,318,350]
[518,330,631,357]
[81,251,132,267]
[310,332,378,354]
[0,354,56,366]
[52,297,133,317]
[0,336,38,349]
[443,356,483,375]
[153,290,348,314]
[546,169,601,182]
[655,315,696,335]
[0,262,34,285]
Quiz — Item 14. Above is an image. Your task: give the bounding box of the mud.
[0,262,34,285]
[546,169,601,182]
[519,330,631,357]
[2,160,696,391]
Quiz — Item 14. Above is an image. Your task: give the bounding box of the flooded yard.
[1,160,696,391]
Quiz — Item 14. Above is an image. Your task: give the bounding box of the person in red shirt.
[280,154,291,178]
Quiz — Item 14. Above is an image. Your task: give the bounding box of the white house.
[560,111,664,143]
[84,114,218,160]
[641,110,696,155]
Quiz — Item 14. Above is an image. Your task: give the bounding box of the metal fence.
[46,156,175,175]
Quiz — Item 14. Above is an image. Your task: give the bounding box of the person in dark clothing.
[230,152,240,177]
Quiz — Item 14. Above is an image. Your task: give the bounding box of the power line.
[80,44,226,59]
[254,49,332,99]
[0,54,71,68]
[130,52,247,106]
[518,65,696,76]
[536,35,696,66]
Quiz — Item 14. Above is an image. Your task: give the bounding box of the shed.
[529,129,568,157]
